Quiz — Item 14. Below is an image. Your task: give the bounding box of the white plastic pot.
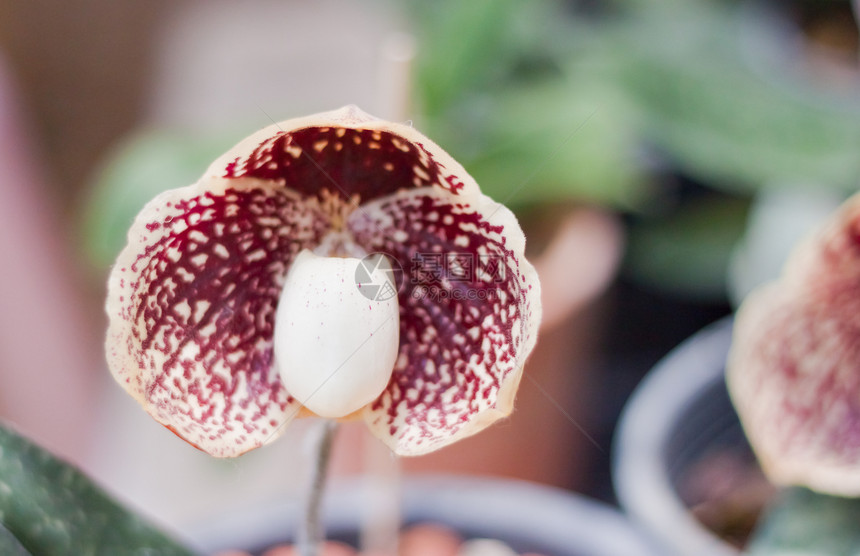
[187,475,661,556]
[613,317,747,556]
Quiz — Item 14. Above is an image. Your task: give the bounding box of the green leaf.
[624,195,750,301]
[605,3,860,192]
[454,78,649,209]
[0,522,32,555]
[408,0,555,115]
[745,487,860,555]
[404,0,650,209]
[0,423,194,556]
[81,127,242,269]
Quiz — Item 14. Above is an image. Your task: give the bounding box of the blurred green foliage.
[625,195,751,298]
[406,0,859,299]
[407,0,651,209]
[84,0,860,300]
[408,0,860,197]
[745,487,860,555]
[84,127,243,269]
[603,2,860,193]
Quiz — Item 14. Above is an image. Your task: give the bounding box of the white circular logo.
[355,253,403,301]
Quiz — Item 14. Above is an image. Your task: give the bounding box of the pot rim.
[612,316,738,556]
[185,474,661,555]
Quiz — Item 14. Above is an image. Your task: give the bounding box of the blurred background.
[0,0,859,540]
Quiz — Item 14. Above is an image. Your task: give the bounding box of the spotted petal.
[106,178,328,457]
[352,189,540,455]
[214,105,478,201]
[728,192,860,496]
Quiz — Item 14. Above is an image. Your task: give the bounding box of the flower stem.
[298,420,338,556]
[360,432,401,555]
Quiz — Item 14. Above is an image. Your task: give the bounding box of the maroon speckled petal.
[728,193,860,495]
[212,106,472,204]
[106,177,328,457]
[351,189,541,456]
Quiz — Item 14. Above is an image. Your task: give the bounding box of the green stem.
[297,420,338,556]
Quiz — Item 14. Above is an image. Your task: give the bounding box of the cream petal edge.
[204,105,482,199]
[104,177,302,456]
[360,189,542,457]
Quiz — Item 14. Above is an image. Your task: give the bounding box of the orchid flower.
[728,192,860,496]
[106,106,541,458]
